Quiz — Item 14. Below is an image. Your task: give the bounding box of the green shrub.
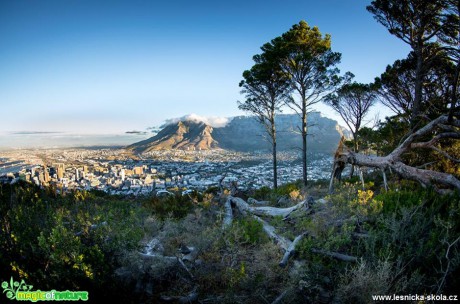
[226,217,268,246]
[143,194,194,219]
[253,186,271,201]
[0,182,146,302]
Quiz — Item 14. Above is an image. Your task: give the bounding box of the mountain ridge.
[128,113,349,154]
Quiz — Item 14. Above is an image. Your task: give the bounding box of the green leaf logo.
[2,277,34,300]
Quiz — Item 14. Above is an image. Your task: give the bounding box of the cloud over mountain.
[129,113,348,154]
[162,114,232,128]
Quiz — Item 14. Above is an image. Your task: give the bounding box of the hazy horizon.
[0,111,346,149]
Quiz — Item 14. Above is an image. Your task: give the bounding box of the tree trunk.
[350,132,359,177]
[448,57,460,123]
[412,45,424,126]
[272,122,278,189]
[302,106,308,186]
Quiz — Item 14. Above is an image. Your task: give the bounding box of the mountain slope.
[128,121,218,152]
[128,113,349,153]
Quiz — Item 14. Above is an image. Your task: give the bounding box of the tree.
[375,49,455,123]
[438,0,460,122]
[367,0,453,126]
[238,52,291,189]
[325,81,377,153]
[263,21,341,186]
[328,1,460,193]
[325,81,377,176]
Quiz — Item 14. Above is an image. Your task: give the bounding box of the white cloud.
[162,113,233,128]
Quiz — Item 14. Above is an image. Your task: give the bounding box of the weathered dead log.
[178,258,195,280]
[352,232,369,239]
[251,201,308,218]
[358,167,365,189]
[250,214,291,251]
[329,115,460,193]
[247,197,271,205]
[182,247,199,262]
[229,196,305,267]
[311,248,357,262]
[218,172,228,195]
[271,290,289,304]
[160,288,199,303]
[350,153,460,191]
[140,239,198,276]
[382,169,388,191]
[225,196,358,267]
[230,196,308,219]
[279,233,307,268]
[138,252,177,263]
[222,197,233,230]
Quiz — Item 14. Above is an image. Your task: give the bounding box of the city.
[0,148,333,195]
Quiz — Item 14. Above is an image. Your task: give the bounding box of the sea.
[0,133,151,150]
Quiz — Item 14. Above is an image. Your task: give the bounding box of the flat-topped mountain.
[128,113,349,154]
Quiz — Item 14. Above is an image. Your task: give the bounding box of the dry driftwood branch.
[251,201,309,218]
[222,197,233,230]
[248,197,271,205]
[311,248,357,262]
[352,232,369,239]
[225,197,357,267]
[271,290,289,304]
[382,169,388,191]
[160,288,199,303]
[227,196,300,266]
[230,196,308,218]
[139,239,197,279]
[330,115,460,192]
[279,233,308,268]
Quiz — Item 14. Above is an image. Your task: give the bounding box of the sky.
[0,0,411,135]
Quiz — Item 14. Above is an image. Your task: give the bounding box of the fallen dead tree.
[160,288,199,303]
[330,114,460,193]
[311,249,358,262]
[231,196,309,218]
[224,196,357,267]
[138,238,199,302]
[222,196,308,229]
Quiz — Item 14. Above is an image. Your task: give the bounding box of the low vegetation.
[1,176,459,303]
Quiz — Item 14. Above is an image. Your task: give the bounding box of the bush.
[143,194,194,219]
[252,181,304,204]
[336,260,392,303]
[0,182,146,302]
[227,218,268,246]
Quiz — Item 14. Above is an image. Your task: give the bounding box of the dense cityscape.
[0,148,333,195]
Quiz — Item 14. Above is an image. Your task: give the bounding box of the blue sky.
[0,0,410,134]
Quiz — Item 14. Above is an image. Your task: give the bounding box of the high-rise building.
[121,169,125,181]
[56,163,65,180]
